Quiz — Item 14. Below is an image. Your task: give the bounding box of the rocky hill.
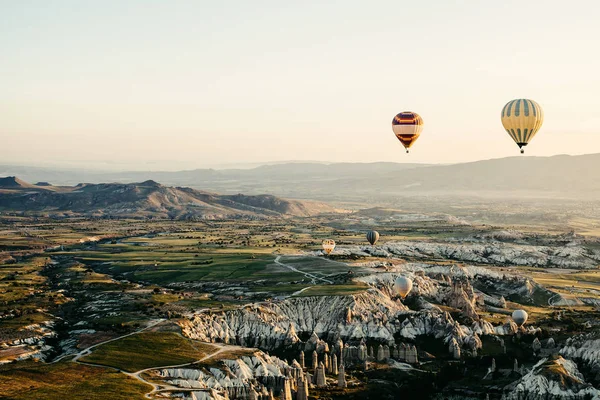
[0,177,333,219]
[0,176,36,189]
[502,355,600,399]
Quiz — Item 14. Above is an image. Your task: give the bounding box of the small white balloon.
[394,276,413,299]
[512,309,528,327]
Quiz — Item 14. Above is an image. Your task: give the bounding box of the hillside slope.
[2,154,599,201]
[0,178,333,219]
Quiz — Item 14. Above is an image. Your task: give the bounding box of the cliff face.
[180,291,409,347]
[180,290,493,353]
[180,263,543,353]
[334,240,600,269]
[156,351,300,400]
[560,334,600,385]
[502,356,600,400]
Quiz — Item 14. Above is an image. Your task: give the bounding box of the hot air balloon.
[392,111,423,153]
[501,99,544,154]
[394,276,413,299]
[511,309,528,327]
[366,230,379,246]
[322,239,335,255]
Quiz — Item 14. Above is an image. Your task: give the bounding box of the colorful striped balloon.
[501,99,544,154]
[392,111,423,153]
[366,230,379,245]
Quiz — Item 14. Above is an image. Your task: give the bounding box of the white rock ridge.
[502,356,600,400]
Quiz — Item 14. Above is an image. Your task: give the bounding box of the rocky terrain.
[502,355,600,399]
[1,215,599,399]
[172,258,600,399]
[331,239,600,269]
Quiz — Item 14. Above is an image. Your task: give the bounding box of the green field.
[293,282,369,296]
[0,361,150,400]
[68,240,281,284]
[80,332,218,372]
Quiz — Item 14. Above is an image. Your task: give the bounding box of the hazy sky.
[2,0,600,170]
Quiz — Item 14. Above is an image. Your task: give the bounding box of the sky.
[2,0,600,171]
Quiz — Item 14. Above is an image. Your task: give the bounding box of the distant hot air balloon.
[394,276,413,299]
[366,230,379,245]
[392,111,423,153]
[322,239,335,255]
[512,309,528,327]
[501,99,544,154]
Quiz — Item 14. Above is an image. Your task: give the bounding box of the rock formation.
[248,388,258,400]
[285,323,298,346]
[296,375,309,400]
[314,362,326,387]
[384,345,391,360]
[560,333,600,387]
[447,279,480,320]
[305,332,322,352]
[395,342,418,363]
[332,354,338,376]
[502,356,600,399]
[532,338,541,353]
[496,320,519,335]
[407,344,418,363]
[158,351,299,399]
[338,364,347,388]
[465,333,483,352]
[376,344,385,362]
[449,338,461,360]
[358,341,367,361]
[280,379,292,400]
[345,239,600,269]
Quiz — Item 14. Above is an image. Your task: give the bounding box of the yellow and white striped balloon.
[322,239,335,255]
[501,99,544,153]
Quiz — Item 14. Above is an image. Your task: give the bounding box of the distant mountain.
[321,154,600,199]
[1,154,599,202]
[0,178,334,219]
[0,176,35,188]
[0,162,425,187]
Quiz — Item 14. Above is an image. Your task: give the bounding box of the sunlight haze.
[2,0,600,170]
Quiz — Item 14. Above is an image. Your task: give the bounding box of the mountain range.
[1,154,599,203]
[0,178,333,219]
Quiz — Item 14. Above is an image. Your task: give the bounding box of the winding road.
[126,344,238,399]
[274,255,333,284]
[50,318,166,364]
[50,318,239,399]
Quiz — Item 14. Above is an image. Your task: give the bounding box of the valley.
[1,206,600,399]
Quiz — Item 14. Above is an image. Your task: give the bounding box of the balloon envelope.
[501,99,544,153]
[392,112,423,152]
[366,230,380,245]
[512,309,528,327]
[394,276,413,299]
[322,239,335,255]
